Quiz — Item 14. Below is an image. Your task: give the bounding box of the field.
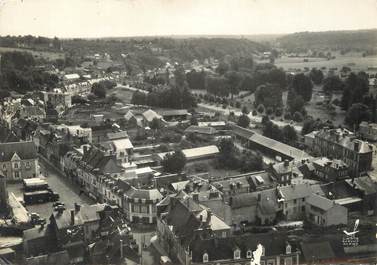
[268,53,377,72]
[0,46,65,60]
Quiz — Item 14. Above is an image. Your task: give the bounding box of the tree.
[150,118,161,130]
[225,71,243,98]
[263,121,284,142]
[254,83,283,110]
[91,82,106,98]
[206,76,229,97]
[341,72,369,111]
[162,150,186,173]
[186,69,205,90]
[287,93,305,114]
[257,104,265,114]
[282,125,297,143]
[217,139,239,169]
[239,151,263,172]
[345,103,370,129]
[293,111,304,122]
[309,68,324,85]
[190,115,198,125]
[291,73,313,102]
[242,106,249,115]
[237,114,250,128]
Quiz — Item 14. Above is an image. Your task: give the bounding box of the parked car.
[53,202,64,207]
[53,204,66,212]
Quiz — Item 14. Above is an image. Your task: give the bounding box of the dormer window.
[247,250,252,258]
[234,248,241,260]
[286,243,291,254]
[203,253,209,263]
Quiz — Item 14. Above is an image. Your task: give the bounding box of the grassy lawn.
[185,160,242,179]
[110,86,135,104]
[270,53,377,72]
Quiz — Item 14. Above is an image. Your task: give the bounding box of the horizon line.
[1,27,376,40]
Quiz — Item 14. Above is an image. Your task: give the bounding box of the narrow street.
[8,157,94,220]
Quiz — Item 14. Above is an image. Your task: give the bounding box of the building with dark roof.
[158,109,190,121]
[313,128,373,176]
[156,191,231,264]
[0,141,38,180]
[190,232,300,265]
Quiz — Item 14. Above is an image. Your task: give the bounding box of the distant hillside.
[277,29,377,51]
[0,35,267,71]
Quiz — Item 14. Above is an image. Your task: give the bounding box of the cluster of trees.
[278,29,377,52]
[131,87,196,109]
[162,150,187,173]
[205,62,286,100]
[91,80,117,98]
[217,139,263,172]
[262,118,298,145]
[338,72,376,129]
[254,83,283,110]
[0,51,59,94]
[301,116,334,135]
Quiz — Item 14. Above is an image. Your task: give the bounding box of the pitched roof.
[125,187,163,201]
[190,232,294,263]
[249,133,310,160]
[306,194,336,211]
[107,131,129,140]
[0,141,37,162]
[300,241,335,261]
[278,183,311,201]
[158,109,188,116]
[81,147,122,174]
[316,128,373,154]
[230,193,258,209]
[185,125,217,135]
[112,138,133,150]
[142,109,162,122]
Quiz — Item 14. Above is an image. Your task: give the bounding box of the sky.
[0,0,377,38]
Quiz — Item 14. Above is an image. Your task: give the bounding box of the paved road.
[8,159,94,220]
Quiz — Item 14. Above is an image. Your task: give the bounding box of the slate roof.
[230,193,258,209]
[190,232,294,263]
[107,131,129,140]
[125,186,163,201]
[81,147,122,174]
[316,128,372,154]
[0,141,37,162]
[258,189,279,215]
[213,176,250,193]
[26,250,70,265]
[53,204,107,230]
[300,241,335,262]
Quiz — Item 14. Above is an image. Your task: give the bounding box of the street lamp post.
[120,239,123,259]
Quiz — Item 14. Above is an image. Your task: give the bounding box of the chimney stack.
[354,141,360,152]
[70,210,75,226]
[83,145,88,156]
[74,203,81,212]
